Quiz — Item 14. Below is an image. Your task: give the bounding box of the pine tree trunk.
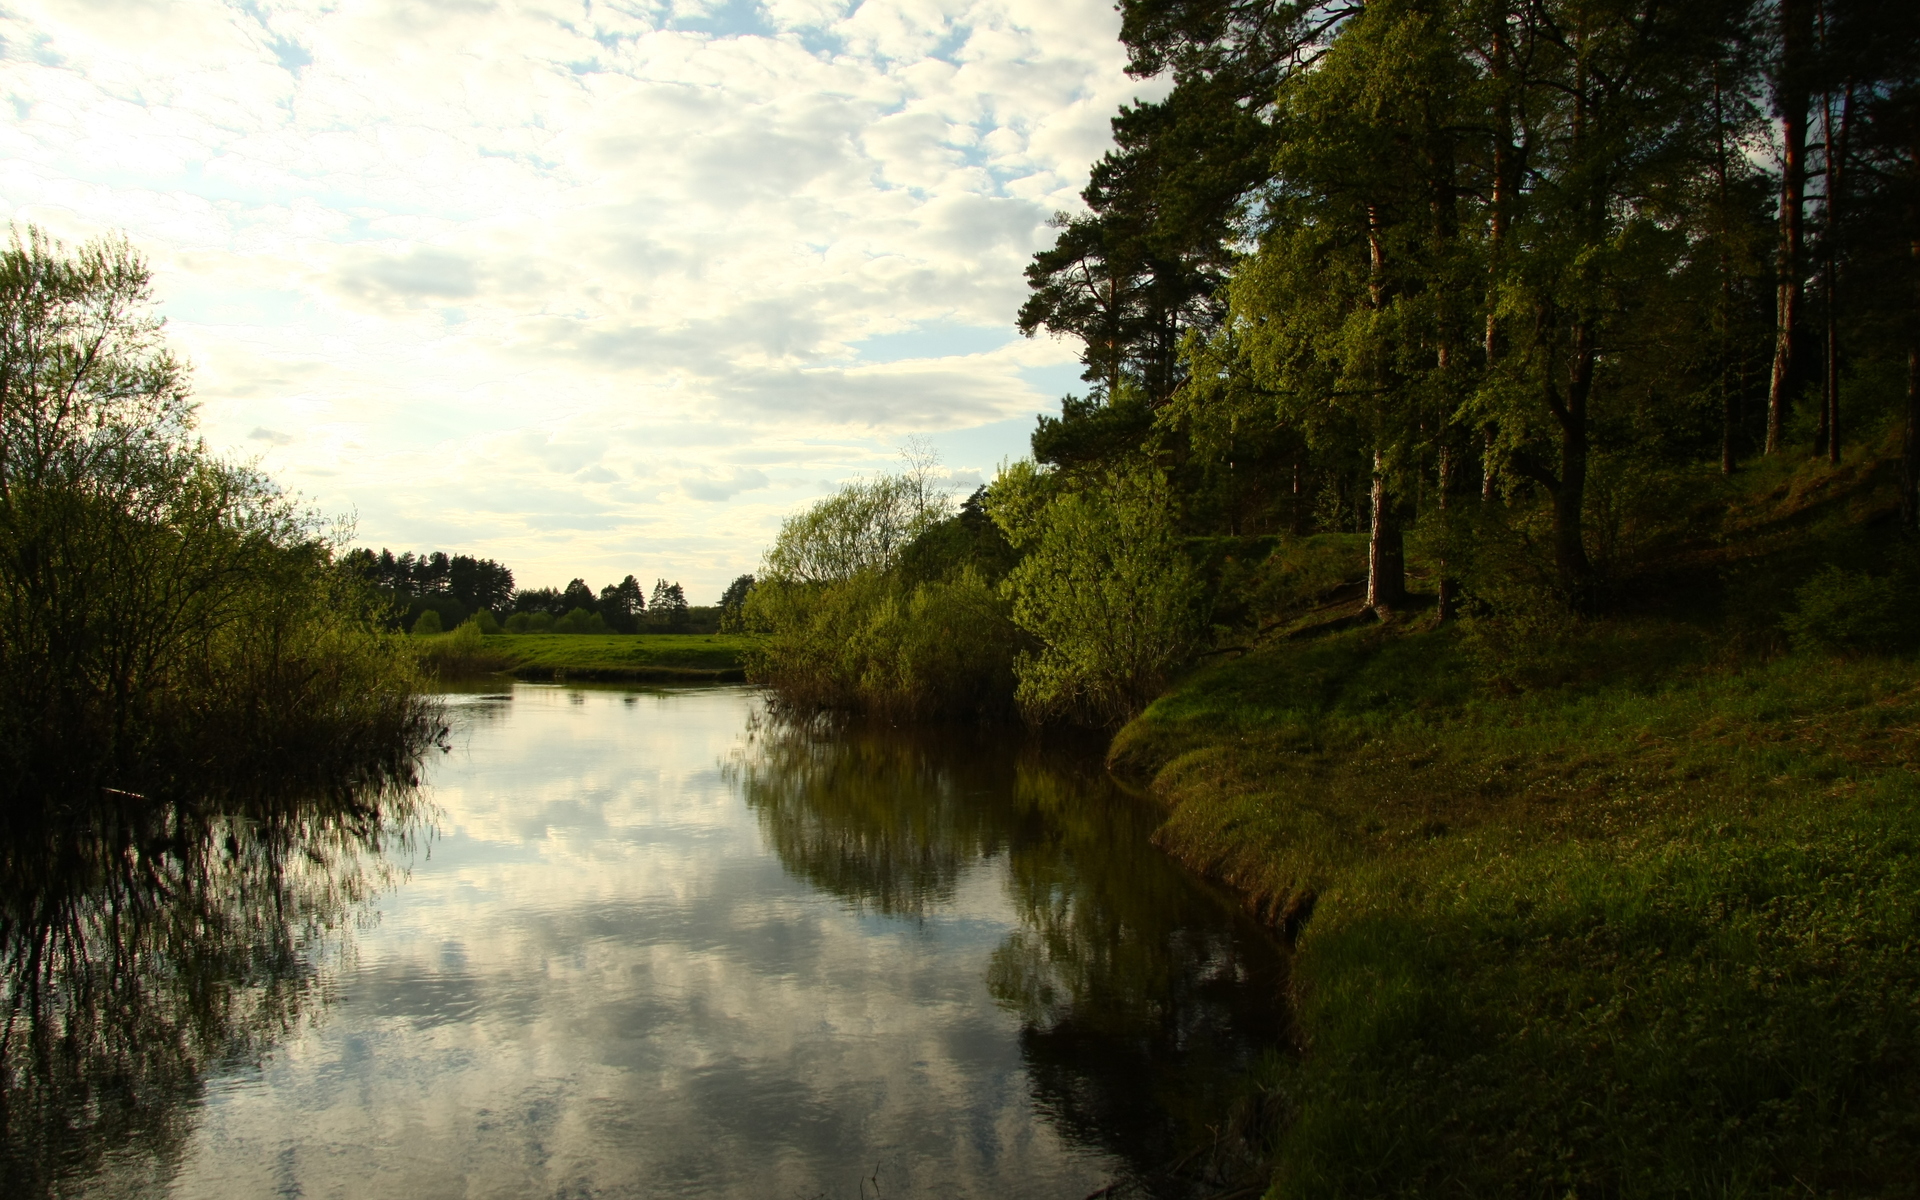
[1552,324,1596,604]
[1368,450,1405,618]
[1437,443,1458,621]
[1905,341,1919,528]
[1905,234,1920,528]
[1767,0,1813,455]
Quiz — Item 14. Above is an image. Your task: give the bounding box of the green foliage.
[992,464,1205,726]
[468,608,500,635]
[411,609,443,636]
[1782,564,1910,653]
[0,227,431,803]
[742,569,1016,721]
[717,573,755,631]
[552,606,608,635]
[763,470,948,584]
[504,610,552,634]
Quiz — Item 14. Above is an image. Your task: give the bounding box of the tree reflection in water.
[732,714,1287,1196]
[0,784,424,1197]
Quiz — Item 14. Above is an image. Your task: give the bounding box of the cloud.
[0,0,1141,596]
[681,467,770,502]
[334,247,482,305]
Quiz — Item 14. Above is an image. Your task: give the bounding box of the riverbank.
[1111,456,1920,1195]
[417,632,751,682]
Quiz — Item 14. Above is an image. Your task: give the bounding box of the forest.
[749,0,1920,727]
[343,545,748,635]
[738,0,1920,1193]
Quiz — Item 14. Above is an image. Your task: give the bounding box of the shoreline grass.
[1113,619,1920,1196]
[416,631,751,682]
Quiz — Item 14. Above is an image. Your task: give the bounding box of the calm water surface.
[8,684,1284,1199]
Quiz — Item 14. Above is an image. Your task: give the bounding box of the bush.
[991,464,1204,726]
[742,570,1016,720]
[553,606,608,634]
[470,608,500,635]
[411,609,443,636]
[504,611,552,634]
[1782,565,1910,653]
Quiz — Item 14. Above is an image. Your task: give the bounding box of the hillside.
[1109,445,1920,1195]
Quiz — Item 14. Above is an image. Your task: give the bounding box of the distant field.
[420,632,752,681]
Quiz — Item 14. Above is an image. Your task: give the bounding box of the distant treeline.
[344,547,756,635]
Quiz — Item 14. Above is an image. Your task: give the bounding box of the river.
[3,683,1284,1199]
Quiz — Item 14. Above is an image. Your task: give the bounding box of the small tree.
[989,464,1203,726]
[649,579,688,629]
[718,574,755,631]
[411,609,443,636]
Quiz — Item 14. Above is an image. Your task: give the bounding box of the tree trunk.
[1905,233,1920,528]
[1437,443,1458,621]
[1822,84,1854,465]
[1905,340,1919,528]
[1767,0,1814,455]
[1551,323,1596,603]
[1367,449,1405,617]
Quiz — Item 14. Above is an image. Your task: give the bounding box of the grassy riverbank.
[1111,456,1920,1195]
[418,631,750,681]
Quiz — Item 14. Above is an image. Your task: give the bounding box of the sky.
[0,0,1154,599]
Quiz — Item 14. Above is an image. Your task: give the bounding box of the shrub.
[991,464,1204,726]
[504,611,552,634]
[411,609,443,636]
[553,606,607,634]
[1782,565,1909,653]
[470,608,500,635]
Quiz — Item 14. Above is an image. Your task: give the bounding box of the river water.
[4,684,1284,1199]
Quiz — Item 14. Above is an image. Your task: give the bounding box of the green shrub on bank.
[743,569,1015,720]
[412,609,443,635]
[990,462,1204,727]
[744,463,1022,719]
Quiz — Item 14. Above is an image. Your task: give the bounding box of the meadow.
[416,630,750,681]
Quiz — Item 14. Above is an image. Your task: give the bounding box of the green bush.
[411,609,443,636]
[1782,564,1910,653]
[470,608,500,635]
[742,569,1016,720]
[504,611,552,634]
[990,463,1204,727]
[553,606,607,634]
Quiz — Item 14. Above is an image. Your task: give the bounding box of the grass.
[1111,441,1920,1197]
[1118,625,1920,1197]
[416,631,751,681]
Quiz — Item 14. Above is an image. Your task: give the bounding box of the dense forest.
[746,0,1920,728]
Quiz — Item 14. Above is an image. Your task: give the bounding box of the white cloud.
[0,0,1154,596]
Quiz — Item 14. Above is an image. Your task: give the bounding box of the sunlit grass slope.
[1120,625,1920,1196]
[1113,448,1920,1197]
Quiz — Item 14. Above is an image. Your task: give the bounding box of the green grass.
[1103,439,1920,1195]
[1116,623,1920,1197]
[417,631,752,680]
